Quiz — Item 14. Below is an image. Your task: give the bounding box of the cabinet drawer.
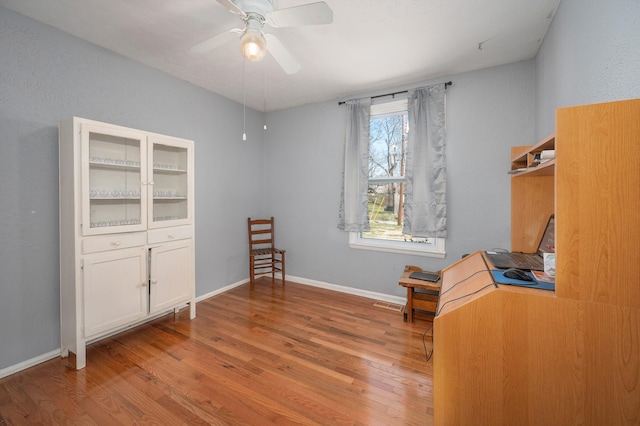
[147,225,193,244]
[82,232,147,254]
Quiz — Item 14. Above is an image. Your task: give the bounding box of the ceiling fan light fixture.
[240,14,267,61]
[241,29,266,61]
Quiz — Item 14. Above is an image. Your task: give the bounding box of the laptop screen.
[536,215,555,256]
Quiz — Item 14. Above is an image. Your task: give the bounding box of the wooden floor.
[0,278,435,425]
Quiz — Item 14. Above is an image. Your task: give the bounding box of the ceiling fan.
[191,0,333,74]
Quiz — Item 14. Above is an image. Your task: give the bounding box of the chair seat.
[251,248,286,256]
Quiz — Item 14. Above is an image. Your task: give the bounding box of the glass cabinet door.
[148,136,193,228]
[81,123,147,235]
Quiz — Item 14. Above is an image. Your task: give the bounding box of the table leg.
[406,286,414,323]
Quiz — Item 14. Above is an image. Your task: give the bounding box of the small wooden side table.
[398,265,441,322]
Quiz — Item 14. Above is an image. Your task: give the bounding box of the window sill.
[348,233,446,258]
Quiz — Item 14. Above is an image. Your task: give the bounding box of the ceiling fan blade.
[216,0,247,18]
[190,29,242,54]
[266,1,333,28]
[265,34,301,75]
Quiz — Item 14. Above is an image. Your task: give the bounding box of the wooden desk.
[433,251,640,425]
[398,266,441,322]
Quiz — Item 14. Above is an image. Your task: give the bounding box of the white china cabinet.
[59,117,195,369]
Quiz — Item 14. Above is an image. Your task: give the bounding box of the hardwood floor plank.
[1,375,56,425]
[0,279,434,425]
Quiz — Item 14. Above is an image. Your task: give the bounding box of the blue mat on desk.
[491,270,555,291]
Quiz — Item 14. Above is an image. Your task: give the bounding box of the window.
[349,98,445,257]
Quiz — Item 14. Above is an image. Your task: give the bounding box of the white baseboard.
[195,274,406,307]
[0,349,60,380]
[2,276,404,379]
[286,274,407,306]
[195,278,249,302]
[198,274,406,306]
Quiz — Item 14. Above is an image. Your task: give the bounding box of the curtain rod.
[338,81,452,106]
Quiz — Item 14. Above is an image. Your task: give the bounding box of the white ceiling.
[0,0,561,112]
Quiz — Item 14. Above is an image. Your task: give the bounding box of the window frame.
[349,231,446,257]
[348,97,446,258]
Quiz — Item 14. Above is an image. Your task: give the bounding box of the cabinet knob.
[168,233,175,238]
[151,279,158,285]
[141,281,148,287]
[111,240,121,246]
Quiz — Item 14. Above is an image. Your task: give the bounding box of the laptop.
[485,215,555,271]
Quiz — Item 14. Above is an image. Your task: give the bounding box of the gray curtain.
[338,98,371,232]
[403,85,447,238]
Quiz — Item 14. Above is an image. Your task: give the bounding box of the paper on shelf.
[540,150,555,160]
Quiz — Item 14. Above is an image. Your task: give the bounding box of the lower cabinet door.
[82,247,148,338]
[149,240,194,314]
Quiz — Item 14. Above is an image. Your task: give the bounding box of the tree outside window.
[363,112,408,241]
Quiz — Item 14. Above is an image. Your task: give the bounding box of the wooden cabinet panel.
[82,248,147,338]
[82,231,147,254]
[510,175,554,252]
[149,241,194,315]
[147,225,193,244]
[556,100,640,307]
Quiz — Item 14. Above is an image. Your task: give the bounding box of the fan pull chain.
[263,57,268,130]
[242,58,247,141]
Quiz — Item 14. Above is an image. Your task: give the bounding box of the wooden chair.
[248,217,286,285]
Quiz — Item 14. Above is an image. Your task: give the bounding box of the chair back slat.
[248,217,276,250]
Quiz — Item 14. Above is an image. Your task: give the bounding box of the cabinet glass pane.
[152,143,188,223]
[88,132,142,229]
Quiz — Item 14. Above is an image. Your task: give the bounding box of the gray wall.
[264,60,535,297]
[535,0,640,137]
[0,7,265,370]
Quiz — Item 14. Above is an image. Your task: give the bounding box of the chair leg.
[281,252,285,285]
[271,254,276,282]
[249,255,255,284]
